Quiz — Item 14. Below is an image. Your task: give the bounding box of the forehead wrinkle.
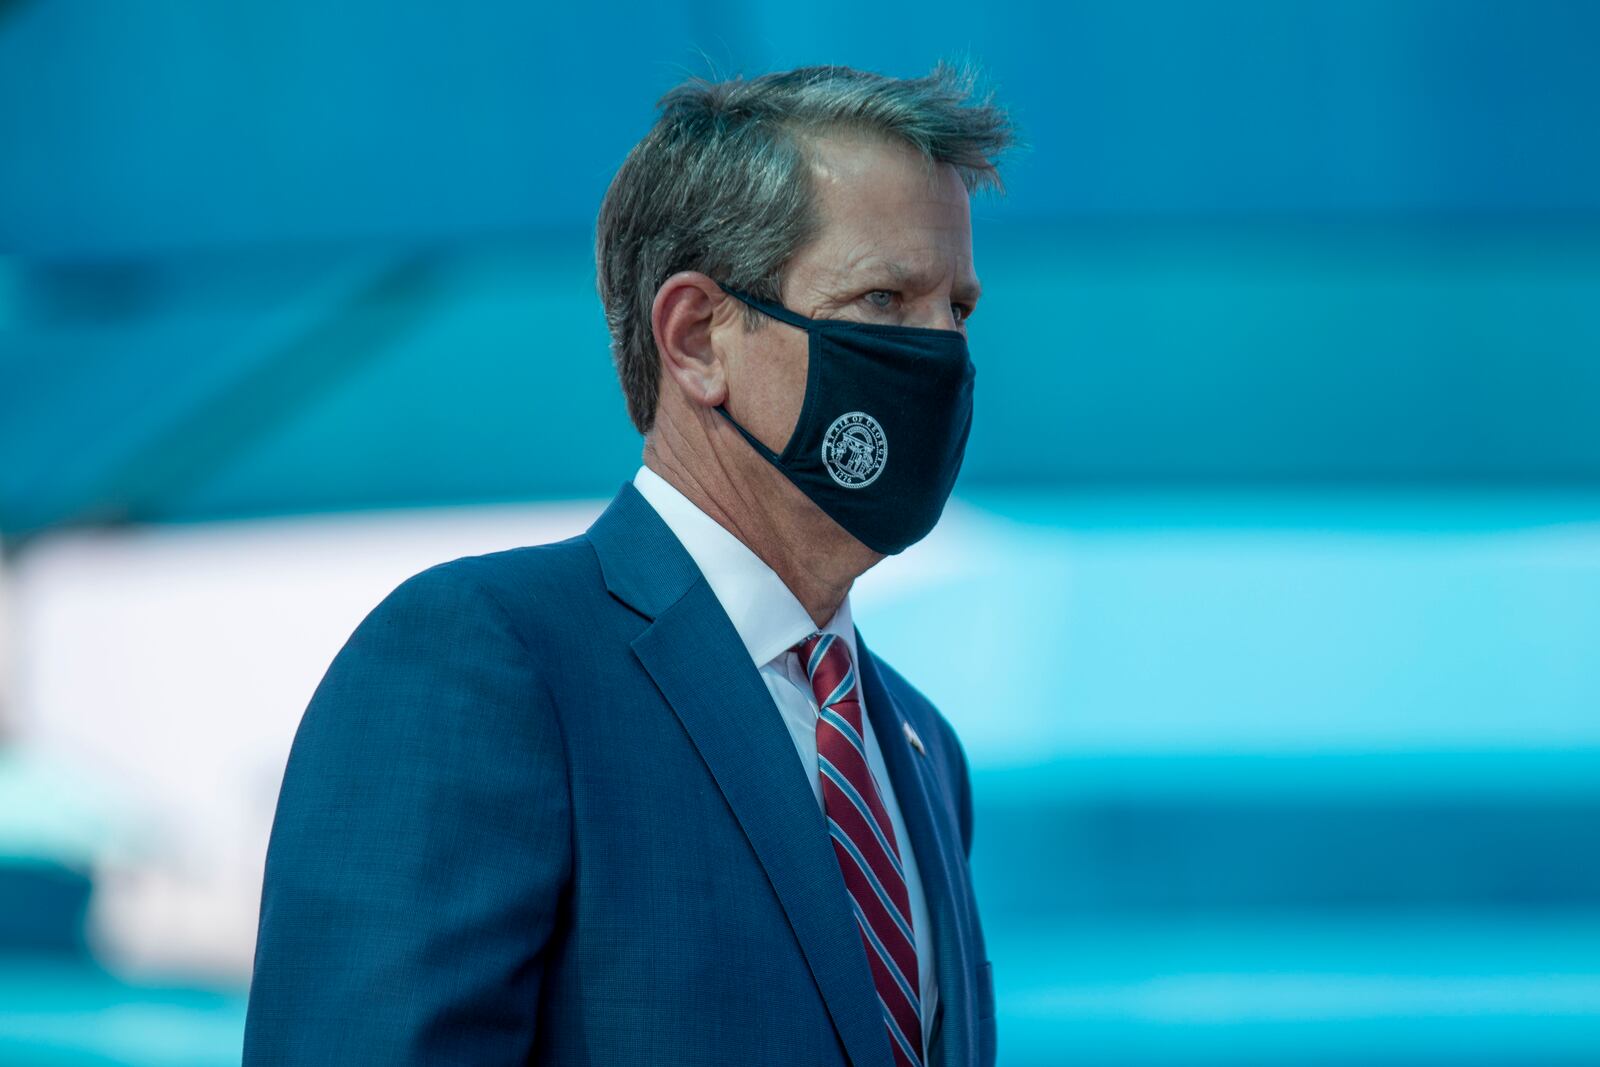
[846,254,937,288]
[807,245,885,295]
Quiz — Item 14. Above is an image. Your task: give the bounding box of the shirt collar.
[631,464,857,670]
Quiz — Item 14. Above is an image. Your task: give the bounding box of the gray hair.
[594,60,1017,435]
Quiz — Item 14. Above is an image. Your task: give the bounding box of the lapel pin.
[902,720,927,757]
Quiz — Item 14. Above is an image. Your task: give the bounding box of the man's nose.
[911,301,964,332]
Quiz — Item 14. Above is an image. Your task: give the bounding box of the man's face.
[718,131,979,459]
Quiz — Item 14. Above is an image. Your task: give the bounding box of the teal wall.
[3,1,1600,538]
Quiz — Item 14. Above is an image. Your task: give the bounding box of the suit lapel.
[856,630,976,1067]
[589,483,896,1067]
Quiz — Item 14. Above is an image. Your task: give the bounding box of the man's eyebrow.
[850,260,983,302]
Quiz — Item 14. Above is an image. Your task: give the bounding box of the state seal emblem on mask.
[821,411,888,489]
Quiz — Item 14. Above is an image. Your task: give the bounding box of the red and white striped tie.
[793,631,924,1067]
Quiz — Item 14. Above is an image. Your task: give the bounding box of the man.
[243,62,1012,1067]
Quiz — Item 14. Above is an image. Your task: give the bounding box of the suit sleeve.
[931,711,975,862]
[954,727,974,862]
[243,563,572,1065]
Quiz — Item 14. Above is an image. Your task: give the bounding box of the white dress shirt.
[631,464,938,1059]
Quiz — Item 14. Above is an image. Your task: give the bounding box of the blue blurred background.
[3,2,1599,1064]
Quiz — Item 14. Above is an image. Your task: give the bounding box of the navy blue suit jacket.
[243,481,995,1066]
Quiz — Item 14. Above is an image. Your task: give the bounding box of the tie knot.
[792,631,857,712]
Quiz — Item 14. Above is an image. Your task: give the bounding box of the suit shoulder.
[868,651,937,719]
[391,532,600,607]
[866,650,969,775]
[306,537,600,761]
[404,530,595,588]
[355,532,603,654]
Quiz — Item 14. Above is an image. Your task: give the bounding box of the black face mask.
[712,280,976,555]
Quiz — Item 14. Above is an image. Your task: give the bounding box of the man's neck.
[641,440,865,629]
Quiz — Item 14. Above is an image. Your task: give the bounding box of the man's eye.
[864,290,896,309]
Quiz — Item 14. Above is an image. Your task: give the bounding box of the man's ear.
[651,272,734,409]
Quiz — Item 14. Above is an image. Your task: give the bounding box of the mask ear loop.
[713,402,786,466]
[710,281,796,465]
[710,280,822,467]
[715,280,820,331]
